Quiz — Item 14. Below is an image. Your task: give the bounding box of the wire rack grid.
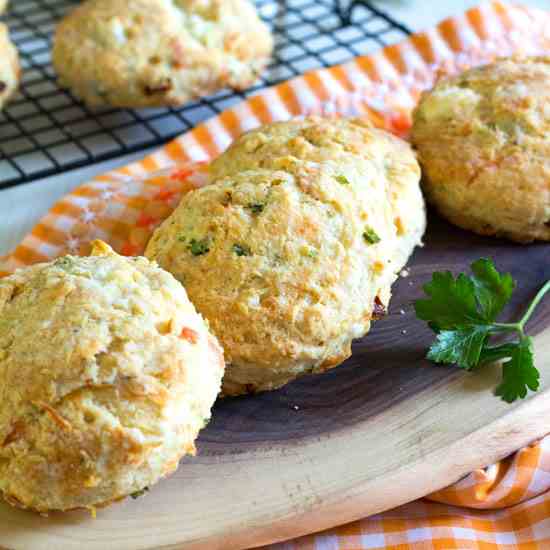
[0,0,410,190]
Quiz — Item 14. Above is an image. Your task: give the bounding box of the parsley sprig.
[414,259,550,403]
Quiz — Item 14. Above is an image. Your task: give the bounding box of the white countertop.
[1,0,548,257]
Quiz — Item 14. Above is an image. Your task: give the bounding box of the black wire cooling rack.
[0,0,410,190]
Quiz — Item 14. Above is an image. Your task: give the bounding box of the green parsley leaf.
[187,238,210,256]
[54,257,76,272]
[130,487,149,499]
[363,227,381,245]
[495,337,539,403]
[470,258,515,322]
[233,244,252,257]
[426,327,489,370]
[414,259,549,403]
[334,175,350,185]
[414,271,483,331]
[478,343,517,365]
[247,203,265,214]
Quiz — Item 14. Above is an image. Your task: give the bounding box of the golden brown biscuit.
[0,23,19,110]
[411,57,550,242]
[0,242,224,513]
[209,117,426,271]
[52,0,273,108]
[146,118,424,395]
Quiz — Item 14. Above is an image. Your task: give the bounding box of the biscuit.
[411,57,550,242]
[52,0,273,108]
[0,241,224,512]
[0,23,19,110]
[146,121,423,395]
[209,117,426,272]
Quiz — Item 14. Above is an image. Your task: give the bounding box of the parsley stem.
[518,279,550,330]
[491,280,550,336]
[490,323,523,339]
[491,323,519,331]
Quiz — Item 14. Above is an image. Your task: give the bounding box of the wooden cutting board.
[1,214,549,550]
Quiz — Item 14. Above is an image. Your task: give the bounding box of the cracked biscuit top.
[52,0,273,107]
[0,241,224,512]
[146,159,416,395]
[412,56,550,242]
[209,117,426,272]
[147,118,425,396]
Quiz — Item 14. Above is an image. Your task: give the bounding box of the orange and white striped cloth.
[268,437,550,549]
[1,2,550,547]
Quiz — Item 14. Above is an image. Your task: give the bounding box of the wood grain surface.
[1,213,549,550]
